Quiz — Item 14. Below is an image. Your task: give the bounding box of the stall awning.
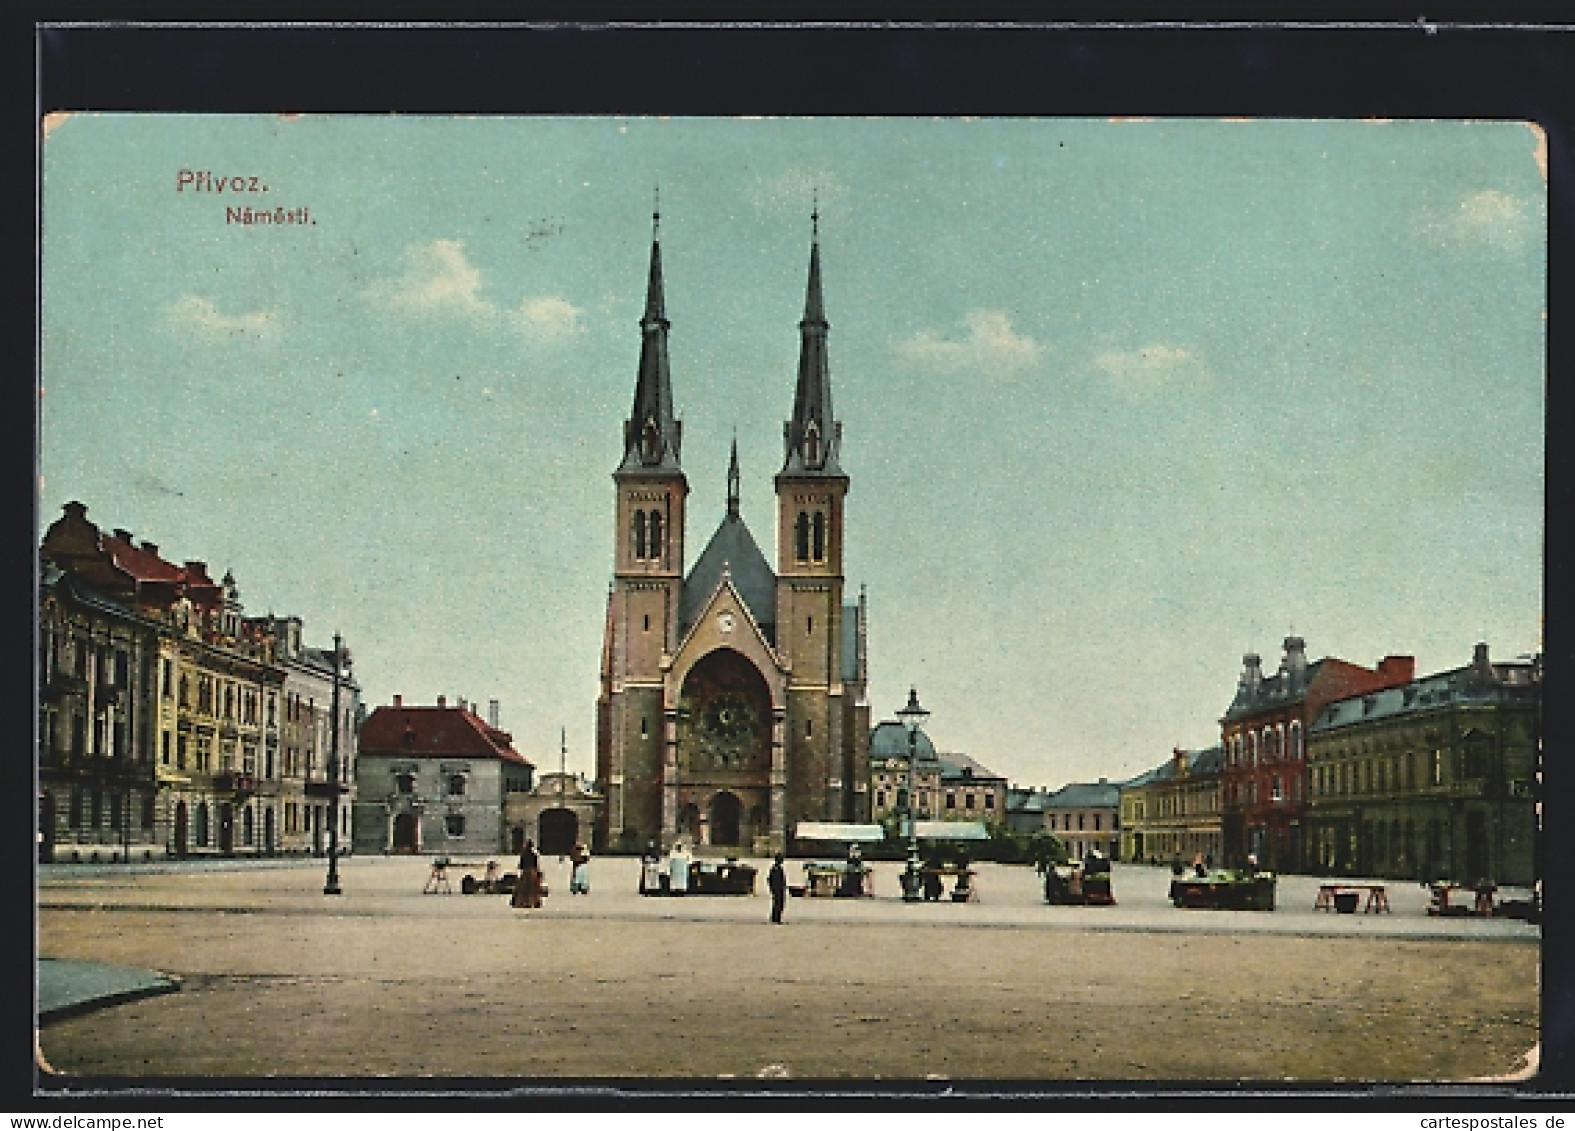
[913,820,989,841]
[793,822,887,842]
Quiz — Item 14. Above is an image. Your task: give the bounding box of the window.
[875,790,886,809]
[633,510,647,559]
[812,511,826,561]
[141,795,155,829]
[649,511,663,560]
[448,774,466,796]
[965,793,976,810]
[109,793,121,830]
[945,792,956,810]
[1093,813,1101,831]
[196,803,209,847]
[984,793,995,810]
[1078,813,1086,831]
[805,719,813,737]
[396,774,414,795]
[162,659,174,698]
[795,513,810,561]
[1430,750,1443,785]
[161,731,171,765]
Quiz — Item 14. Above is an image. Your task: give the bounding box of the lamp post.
[897,687,929,903]
[323,632,344,896]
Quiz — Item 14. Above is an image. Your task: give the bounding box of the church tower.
[775,211,860,826]
[595,209,868,856]
[598,209,688,849]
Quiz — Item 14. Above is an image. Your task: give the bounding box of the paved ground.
[36,855,1540,1085]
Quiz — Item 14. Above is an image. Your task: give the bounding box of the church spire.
[780,210,841,477]
[727,435,741,518]
[621,205,681,473]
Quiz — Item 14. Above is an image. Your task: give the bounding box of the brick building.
[1220,636,1414,872]
[596,213,870,854]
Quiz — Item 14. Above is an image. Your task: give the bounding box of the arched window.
[795,512,810,561]
[812,511,826,561]
[649,511,663,561]
[633,510,647,559]
[1289,722,1303,761]
[641,418,661,464]
[804,420,821,466]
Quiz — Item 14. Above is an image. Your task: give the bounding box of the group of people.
[510,839,592,910]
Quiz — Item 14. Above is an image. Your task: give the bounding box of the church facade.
[594,216,871,855]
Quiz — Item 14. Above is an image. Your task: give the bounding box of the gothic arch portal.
[676,649,773,780]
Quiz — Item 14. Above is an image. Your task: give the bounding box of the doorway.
[539,808,579,855]
[392,811,419,853]
[174,801,188,857]
[708,791,743,848]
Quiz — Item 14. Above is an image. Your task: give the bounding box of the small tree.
[1025,831,1069,873]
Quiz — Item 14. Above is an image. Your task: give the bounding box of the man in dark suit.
[768,852,788,924]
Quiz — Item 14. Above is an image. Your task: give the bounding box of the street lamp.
[323,632,345,896]
[897,687,930,903]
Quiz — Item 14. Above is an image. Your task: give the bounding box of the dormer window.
[804,420,822,467]
[641,418,661,464]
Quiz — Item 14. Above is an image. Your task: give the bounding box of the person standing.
[512,839,542,909]
[669,840,691,895]
[768,852,788,924]
[570,844,591,895]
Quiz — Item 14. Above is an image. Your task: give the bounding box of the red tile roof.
[359,705,534,767]
[101,533,184,584]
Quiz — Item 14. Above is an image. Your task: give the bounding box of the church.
[594,212,871,855]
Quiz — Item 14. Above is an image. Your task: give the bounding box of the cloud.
[510,296,583,341]
[893,311,1042,374]
[1418,189,1535,251]
[167,295,279,339]
[1092,344,1200,397]
[367,238,496,320]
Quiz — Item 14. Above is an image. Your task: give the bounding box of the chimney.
[488,699,500,728]
[113,528,133,542]
[140,541,159,555]
[1377,655,1416,685]
[437,695,447,709]
[393,694,403,708]
[1473,642,1492,676]
[1241,652,1263,689]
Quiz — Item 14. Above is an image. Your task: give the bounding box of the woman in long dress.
[511,839,542,908]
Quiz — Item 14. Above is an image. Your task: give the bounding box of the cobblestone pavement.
[37,856,1540,1086]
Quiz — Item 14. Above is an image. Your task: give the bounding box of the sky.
[39,114,1545,790]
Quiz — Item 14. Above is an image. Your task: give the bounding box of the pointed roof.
[619,212,682,475]
[779,215,843,478]
[681,515,776,640]
[682,451,776,637]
